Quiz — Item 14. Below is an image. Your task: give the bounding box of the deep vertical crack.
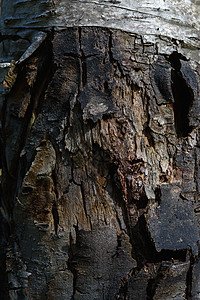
[185,253,194,299]
[52,167,59,235]
[78,28,87,89]
[68,228,78,299]
[80,181,88,218]
[52,200,59,235]
[169,52,194,138]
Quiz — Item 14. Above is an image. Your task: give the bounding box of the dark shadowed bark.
[1,1,200,300]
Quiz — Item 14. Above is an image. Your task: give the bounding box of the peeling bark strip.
[1,0,200,62]
[1,24,200,300]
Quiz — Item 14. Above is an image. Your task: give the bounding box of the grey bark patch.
[78,87,118,122]
[146,184,200,255]
[45,270,73,300]
[153,261,190,299]
[126,268,153,299]
[71,227,136,299]
[192,259,200,299]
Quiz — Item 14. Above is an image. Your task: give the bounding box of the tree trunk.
[1,1,200,299]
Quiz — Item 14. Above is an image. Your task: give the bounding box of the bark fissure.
[68,230,78,299]
[169,52,194,137]
[80,182,88,218]
[185,253,195,299]
[78,28,87,90]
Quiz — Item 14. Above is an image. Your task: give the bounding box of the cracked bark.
[1,1,200,299]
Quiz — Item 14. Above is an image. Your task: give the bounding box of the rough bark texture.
[1,1,200,300]
[1,0,200,61]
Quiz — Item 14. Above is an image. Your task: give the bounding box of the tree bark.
[1,1,200,299]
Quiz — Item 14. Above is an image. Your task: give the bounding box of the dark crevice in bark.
[112,234,123,259]
[169,52,194,138]
[143,126,155,148]
[0,33,30,42]
[135,194,148,209]
[114,269,135,299]
[102,153,154,269]
[51,148,60,235]
[32,38,56,119]
[18,33,56,178]
[0,136,12,221]
[154,186,161,205]
[146,266,164,300]
[168,51,188,69]
[80,182,88,218]
[70,100,84,140]
[108,31,114,64]
[108,31,124,77]
[159,249,187,262]
[107,162,130,234]
[68,229,78,299]
[52,167,59,235]
[132,214,157,267]
[185,253,195,299]
[194,147,200,203]
[0,213,9,300]
[146,278,158,299]
[104,80,112,95]
[143,91,155,148]
[91,142,135,259]
[171,70,193,138]
[8,34,54,177]
[78,28,87,89]
[132,214,187,268]
[81,58,87,89]
[52,200,59,235]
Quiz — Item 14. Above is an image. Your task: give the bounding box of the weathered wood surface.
[1,1,200,300]
[1,0,200,62]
